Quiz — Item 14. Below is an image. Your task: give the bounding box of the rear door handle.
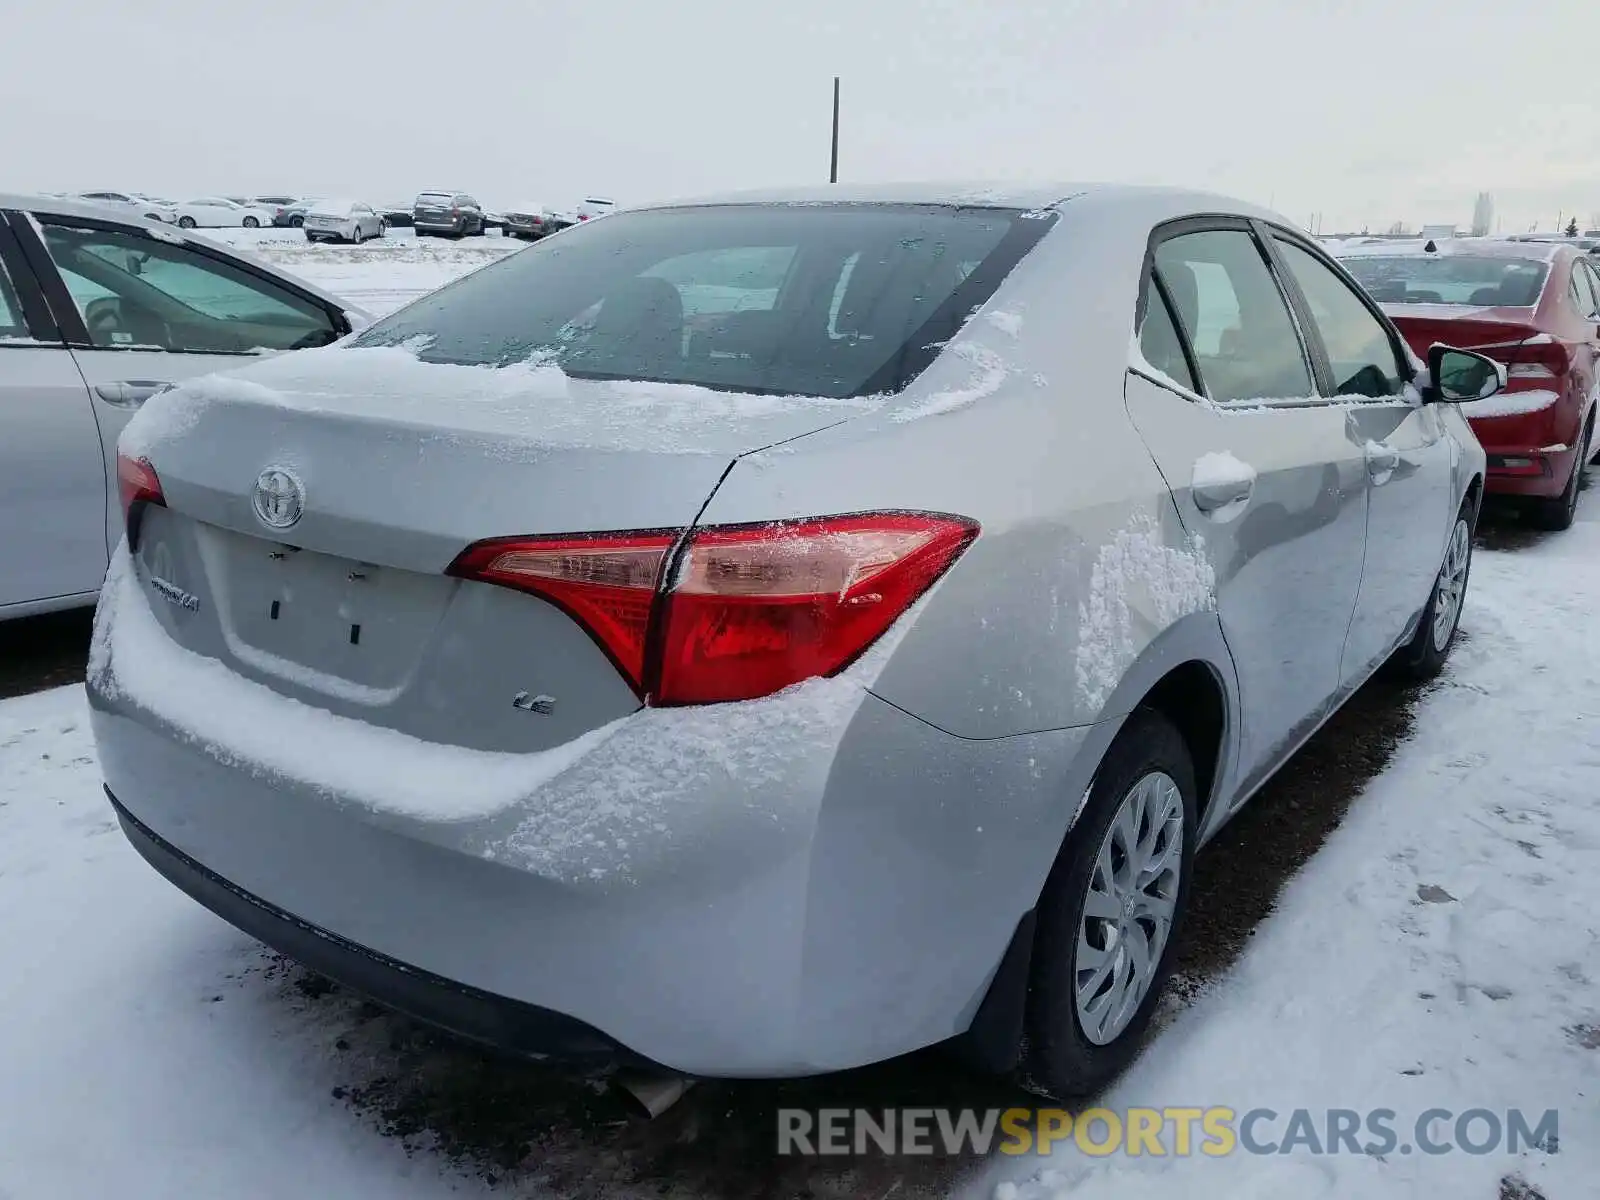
[1192,479,1254,513]
[1366,444,1402,481]
[94,380,171,409]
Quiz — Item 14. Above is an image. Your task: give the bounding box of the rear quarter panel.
[697,202,1236,741]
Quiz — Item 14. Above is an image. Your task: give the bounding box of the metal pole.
[829,77,840,184]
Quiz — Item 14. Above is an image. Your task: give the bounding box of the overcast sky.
[8,0,1599,233]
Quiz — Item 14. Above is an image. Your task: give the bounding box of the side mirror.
[1427,344,1505,403]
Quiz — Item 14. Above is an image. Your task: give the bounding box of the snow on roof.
[1335,237,1569,262]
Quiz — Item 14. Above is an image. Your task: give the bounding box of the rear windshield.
[416,193,453,205]
[352,203,1053,397]
[1341,255,1549,306]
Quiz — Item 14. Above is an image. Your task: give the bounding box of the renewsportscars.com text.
[776,1106,1560,1158]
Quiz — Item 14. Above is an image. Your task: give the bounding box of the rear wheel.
[351,225,364,245]
[1021,709,1196,1098]
[289,215,304,228]
[177,215,196,229]
[243,216,260,228]
[1532,419,1592,531]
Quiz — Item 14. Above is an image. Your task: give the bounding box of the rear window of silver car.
[353,203,1054,398]
[1341,255,1549,306]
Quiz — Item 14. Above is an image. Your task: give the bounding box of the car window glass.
[38,222,339,353]
[1137,275,1197,392]
[644,245,796,318]
[0,258,28,338]
[354,203,1049,399]
[1571,262,1598,317]
[1154,229,1313,403]
[1273,238,1405,398]
[1582,263,1600,319]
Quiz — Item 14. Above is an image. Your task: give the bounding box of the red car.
[1339,239,1600,529]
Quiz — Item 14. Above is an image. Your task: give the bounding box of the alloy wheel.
[1431,517,1471,652]
[1074,770,1184,1045]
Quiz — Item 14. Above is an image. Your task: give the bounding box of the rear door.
[1267,231,1455,683]
[0,216,105,610]
[1125,218,1369,799]
[13,211,343,560]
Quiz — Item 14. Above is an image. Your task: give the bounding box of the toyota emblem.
[251,467,305,530]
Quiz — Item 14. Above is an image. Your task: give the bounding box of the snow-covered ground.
[205,226,521,318]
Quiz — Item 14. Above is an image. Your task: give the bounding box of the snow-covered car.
[74,192,177,224]
[171,197,277,230]
[501,201,563,240]
[302,199,386,245]
[0,192,370,621]
[92,183,1490,1096]
[575,195,615,222]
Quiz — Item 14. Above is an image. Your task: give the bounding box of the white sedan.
[171,197,277,229]
[74,192,178,224]
[301,199,386,244]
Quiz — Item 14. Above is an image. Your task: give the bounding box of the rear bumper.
[1469,400,1579,498]
[110,789,648,1066]
[414,219,464,233]
[89,576,1095,1076]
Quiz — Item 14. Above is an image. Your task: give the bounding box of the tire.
[1532,419,1592,531]
[304,233,316,243]
[1021,709,1197,1098]
[289,215,304,228]
[177,216,196,229]
[243,216,260,228]
[1387,498,1474,682]
[351,226,364,245]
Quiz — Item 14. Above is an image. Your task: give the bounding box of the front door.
[0,223,105,611]
[1126,221,1369,797]
[1266,233,1455,683]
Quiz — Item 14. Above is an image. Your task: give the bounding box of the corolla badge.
[252,467,305,530]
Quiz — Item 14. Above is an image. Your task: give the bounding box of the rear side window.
[1273,238,1405,398]
[1570,261,1598,317]
[354,203,1055,399]
[1137,277,1197,392]
[0,258,26,338]
[1154,229,1313,403]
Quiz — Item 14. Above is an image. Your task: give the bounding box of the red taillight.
[447,532,675,691]
[117,451,165,533]
[655,514,977,705]
[1478,337,1570,391]
[448,512,978,705]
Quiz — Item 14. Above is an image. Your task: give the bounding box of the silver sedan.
[90,183,1491,1094]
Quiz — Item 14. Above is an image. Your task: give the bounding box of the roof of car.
[630,180,1292,224]
[1336,237,1571,263]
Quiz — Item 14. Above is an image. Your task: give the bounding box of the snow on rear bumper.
[87,554,1091,1076]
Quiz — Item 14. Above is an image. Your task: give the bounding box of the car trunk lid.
[118,346,871,754]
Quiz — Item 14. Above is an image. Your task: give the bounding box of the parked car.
[575,196,615,222]
[74,192,177,225]
[172,197,277,229]
[303,199,386,245]
[412,191,486,238]
[502,201,561,240]
[1338,239,1600,529]
[377,203,413,228]
[91,183,1491,1097]
[247,196,308,228]
[0,192,369,620]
